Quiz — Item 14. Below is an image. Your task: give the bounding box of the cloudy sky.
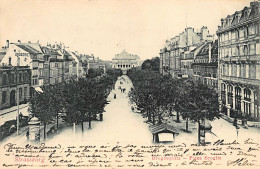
[0,0,252,60]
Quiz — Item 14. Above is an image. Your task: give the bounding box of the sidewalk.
[0,118,66,146]
[0,104,30,126]
[0,103,29,116]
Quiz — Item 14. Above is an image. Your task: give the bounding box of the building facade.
[0,66,30,110]
[0,41,45,96]
[160,27,213,78]
[193,40,218,89]
[112,50,141,71]
[216,1,260,121]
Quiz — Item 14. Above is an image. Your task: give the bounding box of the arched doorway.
[10,90,16,106]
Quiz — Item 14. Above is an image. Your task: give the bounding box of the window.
[249,24,256,35]
[244,88,251,101]
[239,28,244,38]
[232,64,237,77]
[231,31,236,40]
[24,72,27,82]
[235,87,241,111]
[249,64,256,79]
[2,74,7,85]
[227,85,233,107]
[249,44,256,55]
[19,73,22,82]
[241,64,246,78]
[24,87,27,99]
[2,91,7,104]
[10,74,15,83]
[19,88,22,99]
[244,45,248,55]
[239,45,244,56]
[221,83,226,105]
[244,88,251,115]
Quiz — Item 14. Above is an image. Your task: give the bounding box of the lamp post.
[16,58,20,135]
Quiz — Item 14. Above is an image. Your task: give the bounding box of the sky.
[0,0,253,61]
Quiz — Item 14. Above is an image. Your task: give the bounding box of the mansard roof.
[196,40,218,58]
[217,1,260,32]
[112,50,140,60]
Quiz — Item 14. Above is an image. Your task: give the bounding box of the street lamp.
[16,57,20,135]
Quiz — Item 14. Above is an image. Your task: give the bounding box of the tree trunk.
[148,110,151,122]
[176,111,180,122]
[158,114,162,124]
[152,111,155,125]
[56,114,59,133]
[73,122,76,135]
[88,113,92,129]
[43,122,46,141]
[81,121,84,132]
[186,118,189,132]
[198,121,201,145]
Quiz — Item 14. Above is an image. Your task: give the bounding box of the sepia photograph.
[0,0,259,168]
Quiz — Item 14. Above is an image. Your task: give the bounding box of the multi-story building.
[0,66,30,110]
[216,1,260,121]
[112,50,141,72]
[0,41,44,96]
[160,27,213,78]
[192,40,218,89]
[41,46,64,85]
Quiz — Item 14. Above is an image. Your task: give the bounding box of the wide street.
[1,75,260,146]
[46,75,259,146]
[46,75,153,145]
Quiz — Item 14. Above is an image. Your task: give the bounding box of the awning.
[34,86,43,93]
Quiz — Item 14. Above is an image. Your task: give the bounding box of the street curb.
[0,105,29,116]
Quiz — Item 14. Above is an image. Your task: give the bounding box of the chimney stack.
[6,40,9,48]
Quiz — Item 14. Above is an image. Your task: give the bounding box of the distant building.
[112,50,141,71]
[160,27,213,78]
[192,40,218,89]
[216,1,260,121]
[0,66,30,110]
[41,46,63,85]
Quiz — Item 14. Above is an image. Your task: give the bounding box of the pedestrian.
[114,93,116,99]
[26,130,29,140]
[233,118,237,127]
[236,125,240,138]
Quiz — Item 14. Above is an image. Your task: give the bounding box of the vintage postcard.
[0,0,259,168]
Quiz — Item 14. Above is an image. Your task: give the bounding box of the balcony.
[221,75,260,86]
[221,54,260,62]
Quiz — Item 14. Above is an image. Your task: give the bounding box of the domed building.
[112,50,141,71]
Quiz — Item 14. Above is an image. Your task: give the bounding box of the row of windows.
[1,87,28,104]
[219,23,259,42]
[220,43,256,57]
[2,72,29,85]
[222,63,257,79]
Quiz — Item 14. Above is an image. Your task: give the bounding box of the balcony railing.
[221,75,260,86]
[221,54,260,62]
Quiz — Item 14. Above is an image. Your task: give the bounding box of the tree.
[30,87,56,140]
[141,57,160,71]
[62,79,82,134]
[181,81,220,144]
